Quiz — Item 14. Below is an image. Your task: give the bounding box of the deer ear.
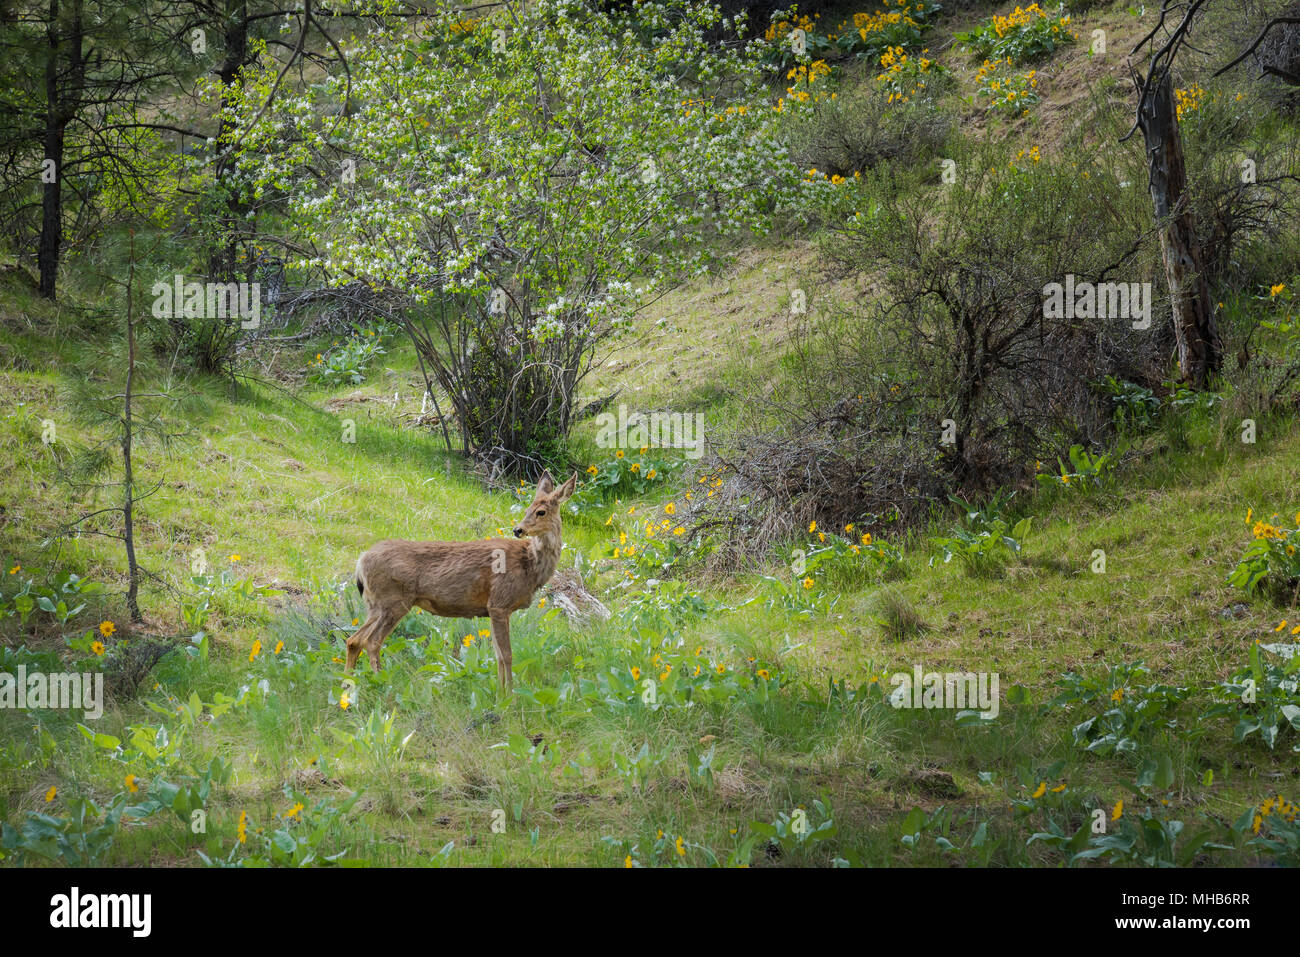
[537,470,556,494]
[558,472,578,500]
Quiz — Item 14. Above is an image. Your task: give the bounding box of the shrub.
[306,323,391,387]
[955,4,1075,63]
[874,45,952,105]
[762,1,942,72]
[974,57,1041,117]
[231,0,792,470]
[1227,509,1300,599]
[816,136,1156,492]
[782,80,953,181]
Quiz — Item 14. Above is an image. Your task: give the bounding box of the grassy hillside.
[1,0,1298,868]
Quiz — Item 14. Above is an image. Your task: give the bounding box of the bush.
[783,79,953,180]
[814,136,1157,492]
[306,323,391,387]
[955,4,1076,63]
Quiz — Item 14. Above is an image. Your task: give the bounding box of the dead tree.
[1127,0,1300,388]
[1126,2,1221,388]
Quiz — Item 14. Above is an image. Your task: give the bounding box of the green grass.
[3,0,1299,867]
[2,283,1297,866]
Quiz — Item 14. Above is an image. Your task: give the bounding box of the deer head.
[512,470,577,538]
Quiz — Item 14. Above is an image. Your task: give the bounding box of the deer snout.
[513,526,524,538]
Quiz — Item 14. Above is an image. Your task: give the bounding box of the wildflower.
[845,523,855,532]
[631,666,641,680]
[538,598,546,608]
[675,836,686,857]
[125,774,138,793]
[716,663,725,675]
[91,640,105,656]
[284,802,304,820]
[664,503,676,516]
[625,855,633,868]
[673,527,685,536]
[99,620,116,638]
[615,449,625,459]
[238,810,247,843]
[274,640,284,654]
[586,465,598,475]
[1111,688,1124,703]
[1050,783,1066,793]
[339,692,350,710]
[45,786,57,802]
[249,639,262,662]
[463,635,474,647]
[1276,621,1289,632]
[1270,283,1286,298]
[1111,799,1123,821]
[7,564,18,574]
[809,521,817,533]
[802,577,814,590]
[229,554,241,563]
[757,668,771,680]
[352,617,360,626]
[861,533,872,546]
[647,469,657,479]
[1032,781,1047,799]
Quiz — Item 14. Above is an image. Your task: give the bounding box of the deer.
[345,470,577,689]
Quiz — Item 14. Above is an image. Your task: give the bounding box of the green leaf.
[75,724,120,751]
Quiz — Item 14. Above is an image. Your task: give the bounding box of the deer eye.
[536,508,547,517]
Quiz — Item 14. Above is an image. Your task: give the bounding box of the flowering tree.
[229,0,792,469]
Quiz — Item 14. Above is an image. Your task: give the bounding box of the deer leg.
[345,614,376,672]
[363,606,407,674]
[488,608,513,690]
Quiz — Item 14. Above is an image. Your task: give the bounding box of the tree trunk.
[208,0,249,281]
[1137,72,1220,388]
[37,0,84,301]
[38,0,65,299]
[123,248,142,623]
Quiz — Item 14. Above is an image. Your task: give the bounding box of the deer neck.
[527,524,562,586]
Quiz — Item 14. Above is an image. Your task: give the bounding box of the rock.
[545,568,611,625]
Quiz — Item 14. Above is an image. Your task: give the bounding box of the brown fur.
[345,470,577,689]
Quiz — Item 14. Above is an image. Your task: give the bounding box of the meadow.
[0,0,1298,869]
